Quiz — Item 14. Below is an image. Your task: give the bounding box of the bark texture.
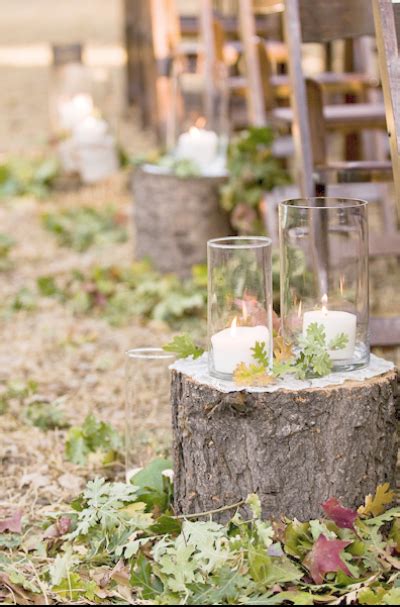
[132,167,232,277]
[171,369,400,521]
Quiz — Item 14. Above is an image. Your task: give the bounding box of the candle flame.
[230,316,238,337]
[242,301,248,322]
[339,276,345,296]
[321,294,328,314]
[195,116,207,129]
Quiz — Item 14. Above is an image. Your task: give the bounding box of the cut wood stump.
[132,166,232,277]
[171,368,400,521]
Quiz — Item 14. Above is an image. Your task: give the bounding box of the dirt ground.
[0,1,165,515]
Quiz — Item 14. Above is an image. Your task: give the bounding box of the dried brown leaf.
[273,335,294,363]
[358,483,395,517]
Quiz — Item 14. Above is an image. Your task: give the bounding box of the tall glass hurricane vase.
[208,237,273,381]
[125,348,175,482]
[279,198,369,371]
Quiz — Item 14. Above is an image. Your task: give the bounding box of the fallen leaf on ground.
[358,483,394,517]
[304,534,351,584]
[322,497,358,530]
[0,510,22,533]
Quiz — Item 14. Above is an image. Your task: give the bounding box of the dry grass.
[0,171,175,514]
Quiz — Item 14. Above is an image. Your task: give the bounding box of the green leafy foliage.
[65,414,123,466]
[130,458,174,513]
[0,378,38,415]
[232,324,350,386]
[329,333,350,350]
[163,334,204,359]
[0,156,59,200]
[25,401,69,430]
[36,260,207,328]
[1,379,69,436]
[42,206,128,252]
[134,150,203,178]
[295,323,348,380]
[0,233,15,271]
[251,340,269,367]
[3,458,400,605]
[10,287,37,311]
[158,156,202,177]
[220,127,290,234]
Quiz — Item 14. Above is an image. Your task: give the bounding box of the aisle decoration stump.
[168,200,399,521]
[170,356,399,521]
[132,166,231,277]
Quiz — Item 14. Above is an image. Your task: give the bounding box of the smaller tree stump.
[132,166,232,277]
[171,361,399,521]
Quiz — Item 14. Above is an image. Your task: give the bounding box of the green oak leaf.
[163,334,204,359]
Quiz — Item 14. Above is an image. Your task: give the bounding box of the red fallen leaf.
[44,516,72,539]
[0,510,22,533]
[305,534,351,584]
[322,497,358,530]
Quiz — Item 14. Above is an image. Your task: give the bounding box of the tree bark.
[171,368,400,521]
[132,167,232,278]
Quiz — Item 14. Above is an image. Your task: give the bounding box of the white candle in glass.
[59,93,94,131]
[211,317,270,375]
[302,295,356,360]
[73,115,108,143]
[176,126,218,171]
[73,116,119,183]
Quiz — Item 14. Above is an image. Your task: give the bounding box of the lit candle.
[211,317,270,375]
[176,123,219,171]
[73,116,119,184]
[73,115,108,143]
[302,295,356,360]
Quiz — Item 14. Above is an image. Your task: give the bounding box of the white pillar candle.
[59,93,94,131]
[73,116,118,184]
[176,126,218,171]
[211,318,270,375]
[302,296,356,360]
[73,115,108,143]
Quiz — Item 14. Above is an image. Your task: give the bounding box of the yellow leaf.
[273,335,294,363]
[358,483,395,517]
[121,502,147,515]
[233,362,275,387]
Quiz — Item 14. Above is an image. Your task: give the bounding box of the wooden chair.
[238,0,380,132]
[281,0,390,197]
[262,0,400,347]
[280,0,400,347]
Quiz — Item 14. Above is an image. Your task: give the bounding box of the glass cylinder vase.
[279,198,369,372]
[208,237,273,381]
[125,348,175,482]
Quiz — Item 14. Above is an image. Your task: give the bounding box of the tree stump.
[132,166,232,277]
[171,366,399,521]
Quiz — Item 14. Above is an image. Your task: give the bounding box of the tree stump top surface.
[138,164,228,183]
[171,353,396,394]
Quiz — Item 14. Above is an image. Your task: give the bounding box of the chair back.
[298,0,375,43]
[238,0,268,125]
[283,0,377,196]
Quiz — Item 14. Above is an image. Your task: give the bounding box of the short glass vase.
[207,236,273,381]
